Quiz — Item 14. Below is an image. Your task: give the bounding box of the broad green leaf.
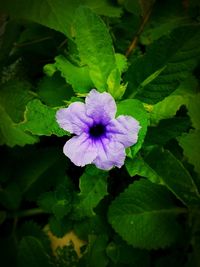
[0,104,38,147]
[187,93,200,130]
[73,166,108,219]
[53,55,94,93]
[74,6,116,91]
[108,179,183,249]
[18,236,53,267]
[125,25,200,104]
[145,148,200,205]
[125,156,160,183]
[144,117,191,146]
[117,99,149,157]
[18,99,68,137]
[37,73,73,107]
[178,130,200,175]
[119,0,155,16]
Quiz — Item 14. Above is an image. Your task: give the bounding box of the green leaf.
[144,117,191,146]
[117,99,149,157]
[150,75,198,124]
[187,93,200,130]
[37,73,73,107]
[145,148,200,205]
[0,0,121,39]
[18,99,68,137]
[0,104,38,147]
[74,6,116,91]
[178,130,200,175]
[53,55,94,94]
[73,166,108,220]
[49,216,72,238]
[38,180,72,220]
[125,156,161,183]
[125,25,200,104]
[108,179,183,249]
[18,236,53,267]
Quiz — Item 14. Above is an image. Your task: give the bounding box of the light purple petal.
[63,133,97,167]
[106,115,141,147]
[85,89,116,124]
[56,102,93,135]
[93,137,126,170]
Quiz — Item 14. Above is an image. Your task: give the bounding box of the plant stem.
[125,7,153,57]
[8,208,46,219]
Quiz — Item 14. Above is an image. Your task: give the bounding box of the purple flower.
[56,89,140,170]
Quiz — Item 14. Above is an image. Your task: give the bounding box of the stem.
[14,36,52,48]
[125,7,153,57]
[8,208,46,219]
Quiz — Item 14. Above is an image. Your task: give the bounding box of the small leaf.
[108,179,183,249]
[73,166,108,220]
[117,99,149,157]
[18,99,68,137]
[145,148,200,205]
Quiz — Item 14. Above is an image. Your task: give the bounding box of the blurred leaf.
[37,73,73,107]
[0,211,6,225]
[144,117,191,146]
[187,93,200,130]
[145,148,200,205]
[79,235,109,267]
[0,182,21,210]
[74,6,116,92]
[38,180,72,220]
[18,99,68,137]
[125,25,200,104]
[73,166,108,220]
[178,130,200,175]
[120,0,155,16]
[49,216,72,238]
[108,179,183,249]
[0,80,36,123]
[117,99,149,157]
[18,236,53,267]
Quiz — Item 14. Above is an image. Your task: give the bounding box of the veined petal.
[85,89,116,124]
[63,133,97,167]
[56,102,93,135]
[106,115,141,147]
[93,137,126,170]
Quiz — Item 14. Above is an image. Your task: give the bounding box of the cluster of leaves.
[0,0,200,266]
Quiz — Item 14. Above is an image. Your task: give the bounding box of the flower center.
[89,123,106,138]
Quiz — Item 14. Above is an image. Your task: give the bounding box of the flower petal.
[56,102,93,135]
[63,133,97,167]
[85,89,116,124]
[93,137,126,170]
[106,115,141,147]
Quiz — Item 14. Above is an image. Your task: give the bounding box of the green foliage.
[0,1,200,266]
[145,148,200,205]
[18,99,68,137]
[108,179,183,249]
[18,236,53,267]
[125,25,200,104]
[73,166,108,219]
[117,99,149,157]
